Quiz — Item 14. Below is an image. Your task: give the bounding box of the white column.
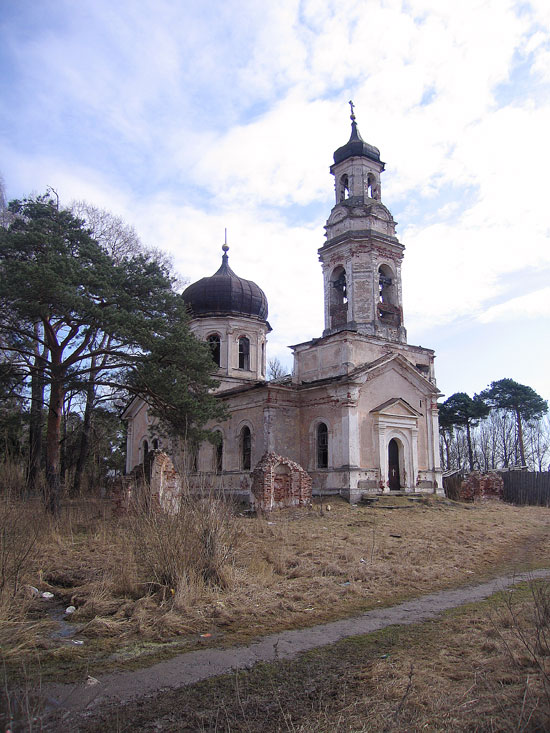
[411,428,419,489]
[378,425,389,492]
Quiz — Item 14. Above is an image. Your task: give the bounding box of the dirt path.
[45,568,550,719]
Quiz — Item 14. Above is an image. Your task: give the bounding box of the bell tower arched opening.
[338,174,350,202]
[329,266,348,328]
[378,265,401,327]
[366,172,380,200]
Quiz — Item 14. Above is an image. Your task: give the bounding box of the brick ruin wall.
[459,471,504,502]
[113,449,313,513]
[251,452,312,511]
[111,450,184,514]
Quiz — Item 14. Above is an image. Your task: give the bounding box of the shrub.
[128,490,240,604]
[0,498,42,611]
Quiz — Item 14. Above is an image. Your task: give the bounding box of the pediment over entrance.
[370,397,422,418]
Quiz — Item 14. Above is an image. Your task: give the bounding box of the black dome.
[333,119,381,165]
[182,249,268,321]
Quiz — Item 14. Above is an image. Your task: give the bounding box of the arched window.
[207,334,221,367]
[191,445,198,472]
[339,174,350,202]
[152,438,159,450]
[238,336,250,370]
[240,426,252,470]
[317,423,328,469]
[141,439,149,464]
[214,434,223,473]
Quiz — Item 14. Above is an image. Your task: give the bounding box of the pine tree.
[438,392,490,471]
[480,379,548,467]
[0,194,224,512]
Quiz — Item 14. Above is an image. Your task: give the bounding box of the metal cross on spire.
[349,99,356,121]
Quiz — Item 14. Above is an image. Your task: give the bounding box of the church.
[124,109,443,503]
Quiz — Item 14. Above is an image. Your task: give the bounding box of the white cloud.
[479,287,550,323]
[2,0,550,398]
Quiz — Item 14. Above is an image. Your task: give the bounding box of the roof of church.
[333,111,381,165]
[182,246,269,321]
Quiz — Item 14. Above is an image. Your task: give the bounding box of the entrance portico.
[371,398,421,491]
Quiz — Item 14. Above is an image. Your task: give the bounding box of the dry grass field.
[2,492,550,685]
[2,492,550,730]
[77,579,550,732]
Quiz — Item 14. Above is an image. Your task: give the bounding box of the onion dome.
[182,244,268,321]
[333,101,381,165]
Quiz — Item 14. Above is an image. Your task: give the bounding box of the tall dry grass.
[0,490,549,693]
[0,456,27,499]
[487,579,550,727]
[0,494,47,645]
[127,488,241,605]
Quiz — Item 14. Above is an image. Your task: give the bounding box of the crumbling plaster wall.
[293,331,435,385]
[124,399,153,474]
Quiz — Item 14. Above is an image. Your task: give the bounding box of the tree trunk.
[516,406,526,467]
[60,394,69,488]
[72,356,98,496]
[45,366,64,515]
[442,431,451,470]
[466,421,474,472]
[27,324,47,493]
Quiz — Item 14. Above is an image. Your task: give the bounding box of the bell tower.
[320,103,407,344]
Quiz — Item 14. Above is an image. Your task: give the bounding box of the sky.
[1,0,549,403]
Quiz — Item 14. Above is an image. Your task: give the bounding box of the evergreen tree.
[0,194,224,513]
[438,392,490,471]
[480,379,548,467]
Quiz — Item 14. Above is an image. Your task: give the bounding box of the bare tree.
[267,357,287,381]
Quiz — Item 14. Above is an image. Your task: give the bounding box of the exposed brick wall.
[149,450,183,513]
[111,450,183,514]
[459,471,504,502]
[251,452,312,511]
[111,466,144,515]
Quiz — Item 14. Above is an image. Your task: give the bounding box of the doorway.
[388,438,400,490]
